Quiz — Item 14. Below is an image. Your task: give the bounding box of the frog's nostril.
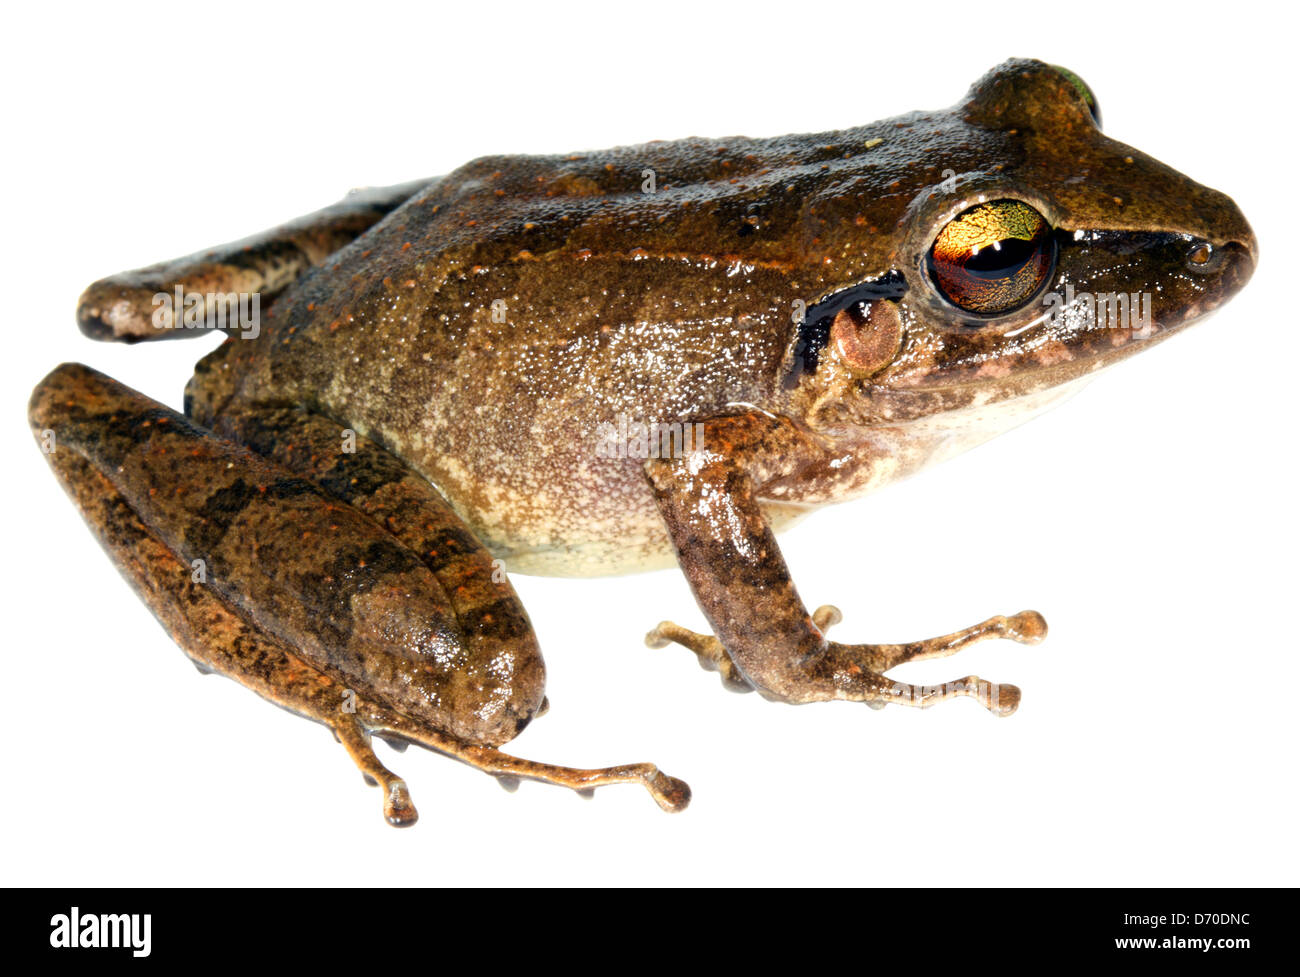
[1227,233,1259,272]
[1221,240,1257,291]
[1219,205,1259,270]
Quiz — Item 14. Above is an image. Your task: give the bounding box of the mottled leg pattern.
[30,364,689,825]
[76,179,428,342]
[646,412,1048,715]
[210,402,690,811]
[205,400,546,719]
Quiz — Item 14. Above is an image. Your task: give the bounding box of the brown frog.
[30,59,1255,825]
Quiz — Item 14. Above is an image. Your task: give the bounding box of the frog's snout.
[1204,202,1257,266]
[1185,235,1256,320]
[1171,186,1257,321]
[1185,238,1253,279]
[1194,191,1257,282]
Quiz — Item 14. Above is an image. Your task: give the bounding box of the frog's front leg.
[645,413,1046,714]
[30,364,688,824]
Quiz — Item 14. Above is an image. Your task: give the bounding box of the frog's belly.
[371,414,821,577]
[383,377,1093,579]
[482,498,813,577]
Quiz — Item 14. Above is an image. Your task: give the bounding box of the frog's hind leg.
[30,363,688,824]
[210,402,692,812]
[76,178,428,342]
[370,721,691,813]
[27,406,421,824]
[332,717,419,826]
[27,423,673,822]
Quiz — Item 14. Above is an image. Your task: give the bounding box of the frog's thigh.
[31,362,543,745]
[76,178,428,342]
[30,364,688,823]
[207,402,536,684]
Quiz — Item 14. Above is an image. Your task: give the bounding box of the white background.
[3,1,1295,887]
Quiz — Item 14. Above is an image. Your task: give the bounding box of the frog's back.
[190,112,971,572]
[194,138,830,572]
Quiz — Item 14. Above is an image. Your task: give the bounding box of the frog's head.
[797,59,1256,429]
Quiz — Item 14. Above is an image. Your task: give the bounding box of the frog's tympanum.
[31,61,1256,825]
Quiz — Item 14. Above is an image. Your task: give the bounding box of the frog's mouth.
[870,236,1255,410]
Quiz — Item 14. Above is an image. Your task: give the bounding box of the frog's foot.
[373,723,691,814]
[649,608,1046,716]
[821,609,1048,715]
[338,717,684,827]
[333,717,419,827]
[646,621,750,692]
[647,604,844,693]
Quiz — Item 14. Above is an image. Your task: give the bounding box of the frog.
[30,59,1255,826]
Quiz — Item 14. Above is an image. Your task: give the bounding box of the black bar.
[9,887,1283,966]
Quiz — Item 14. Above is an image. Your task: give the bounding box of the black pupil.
[964,236,1039,278]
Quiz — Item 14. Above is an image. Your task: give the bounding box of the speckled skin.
[32,60,1255,825]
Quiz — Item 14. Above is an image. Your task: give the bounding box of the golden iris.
[927,200,1055,315]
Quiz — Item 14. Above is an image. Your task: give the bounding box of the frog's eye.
[927,200,1056,316]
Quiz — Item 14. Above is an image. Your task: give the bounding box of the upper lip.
[873,238,1255,397]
